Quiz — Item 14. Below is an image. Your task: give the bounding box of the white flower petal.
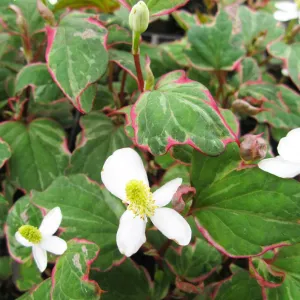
[273,10,298,21]
[153,178,182,207]
[258,156,300,178]
[101,148,149,201]
[39,207,62,236]
[275,2,297,13]
[150,208,191,246]
[32,245,47,272]
[278,128,300,163]
[116,210,147,257]
[40,236,67,255]
[15,231,33,247]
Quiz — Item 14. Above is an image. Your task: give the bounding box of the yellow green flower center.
[18,225,42,244]
[125,180,157,219]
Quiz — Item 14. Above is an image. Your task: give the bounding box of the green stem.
[132,31,144,92]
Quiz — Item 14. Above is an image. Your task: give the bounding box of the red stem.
[133,53,144,92]
[119,71,127,105]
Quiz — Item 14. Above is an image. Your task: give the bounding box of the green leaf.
[248,84,300,131]
[0,139,11,168]
[186,11,245,71]
[0,119,70,192]
[47,12,108,113]
[161,164,190,186]
[268,41,300,90]
[91,259,152,299]
[266,244,300,299]
[238,6,284,52]
[192,143,300,256]
[15,64,63,104]
[6,196,43,262]
[16,259,43,291]
[31,174,125,270]
[172,10,198,31]
[107,24,131,46]
[132,70,237,155]
[119,0,189,16]
[0,195,9,237]
[54,0,120,12]
[52,240,101,300]
[170,145,193,165]
[17,278,51,300]
[214,268,263,300]
[93,85,115,110]
[68,112,132,183]
[165,238,222,281]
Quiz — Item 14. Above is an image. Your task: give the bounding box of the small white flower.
[258,128,300,178]
[101,148,192,257]
[15,207,67,272]
[273,1,300,22]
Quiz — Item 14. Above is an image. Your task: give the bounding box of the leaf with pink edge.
[165,238,222,282]
[132,70,237,155]
[51,240,101,300]
[192,143,300,257]
[67,111,132,182]
[54,0,120,13]
[91,259,153,299]
[31,174,126,270]
[268,41,300,90]
[238,6,284,52]
[186,11,245,71]
[118,0,189,16]
[17,278,51,300]
[6,196,43,263]
[172,10,198,31]
[15,64,64,104]
[0,139,11,169]
[214,267,263,300]
[0,119,70,192]
[107,25,131,46]
[265,244,300,299]
[46,12,108,113]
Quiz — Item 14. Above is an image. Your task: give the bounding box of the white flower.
[273,1,300,22]
[258,128,300,178]
[15,207,67,272]
[48,0,58,5]
[101,148,192,257]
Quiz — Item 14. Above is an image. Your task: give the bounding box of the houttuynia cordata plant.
[0,0,300,299]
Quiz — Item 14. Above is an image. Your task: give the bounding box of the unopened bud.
[240,134,267,162]
[129,1,149,34]
[232,99,262,116]
[37,0,56,26]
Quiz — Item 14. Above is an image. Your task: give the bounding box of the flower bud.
[129,1,150,34]
[240,134,267,162]
[37,0,55,26]
[232,99,262,116]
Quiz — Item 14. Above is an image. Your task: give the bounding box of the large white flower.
[15,207,67,272]
[273,1,300,22]
[101,148,192,257]
[258,128,300,178]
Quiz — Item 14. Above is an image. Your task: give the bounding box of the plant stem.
[108,61,114,92]
[133,53,144,92]
[132,31,144,92]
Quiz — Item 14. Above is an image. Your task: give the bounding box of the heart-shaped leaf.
[31,174,125,270]
[192,143,300,256]
[186,11,245,71]
[46,12,108,113]
[132,70,238,155]
[0,119,70,192]
[68,112,132,182]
